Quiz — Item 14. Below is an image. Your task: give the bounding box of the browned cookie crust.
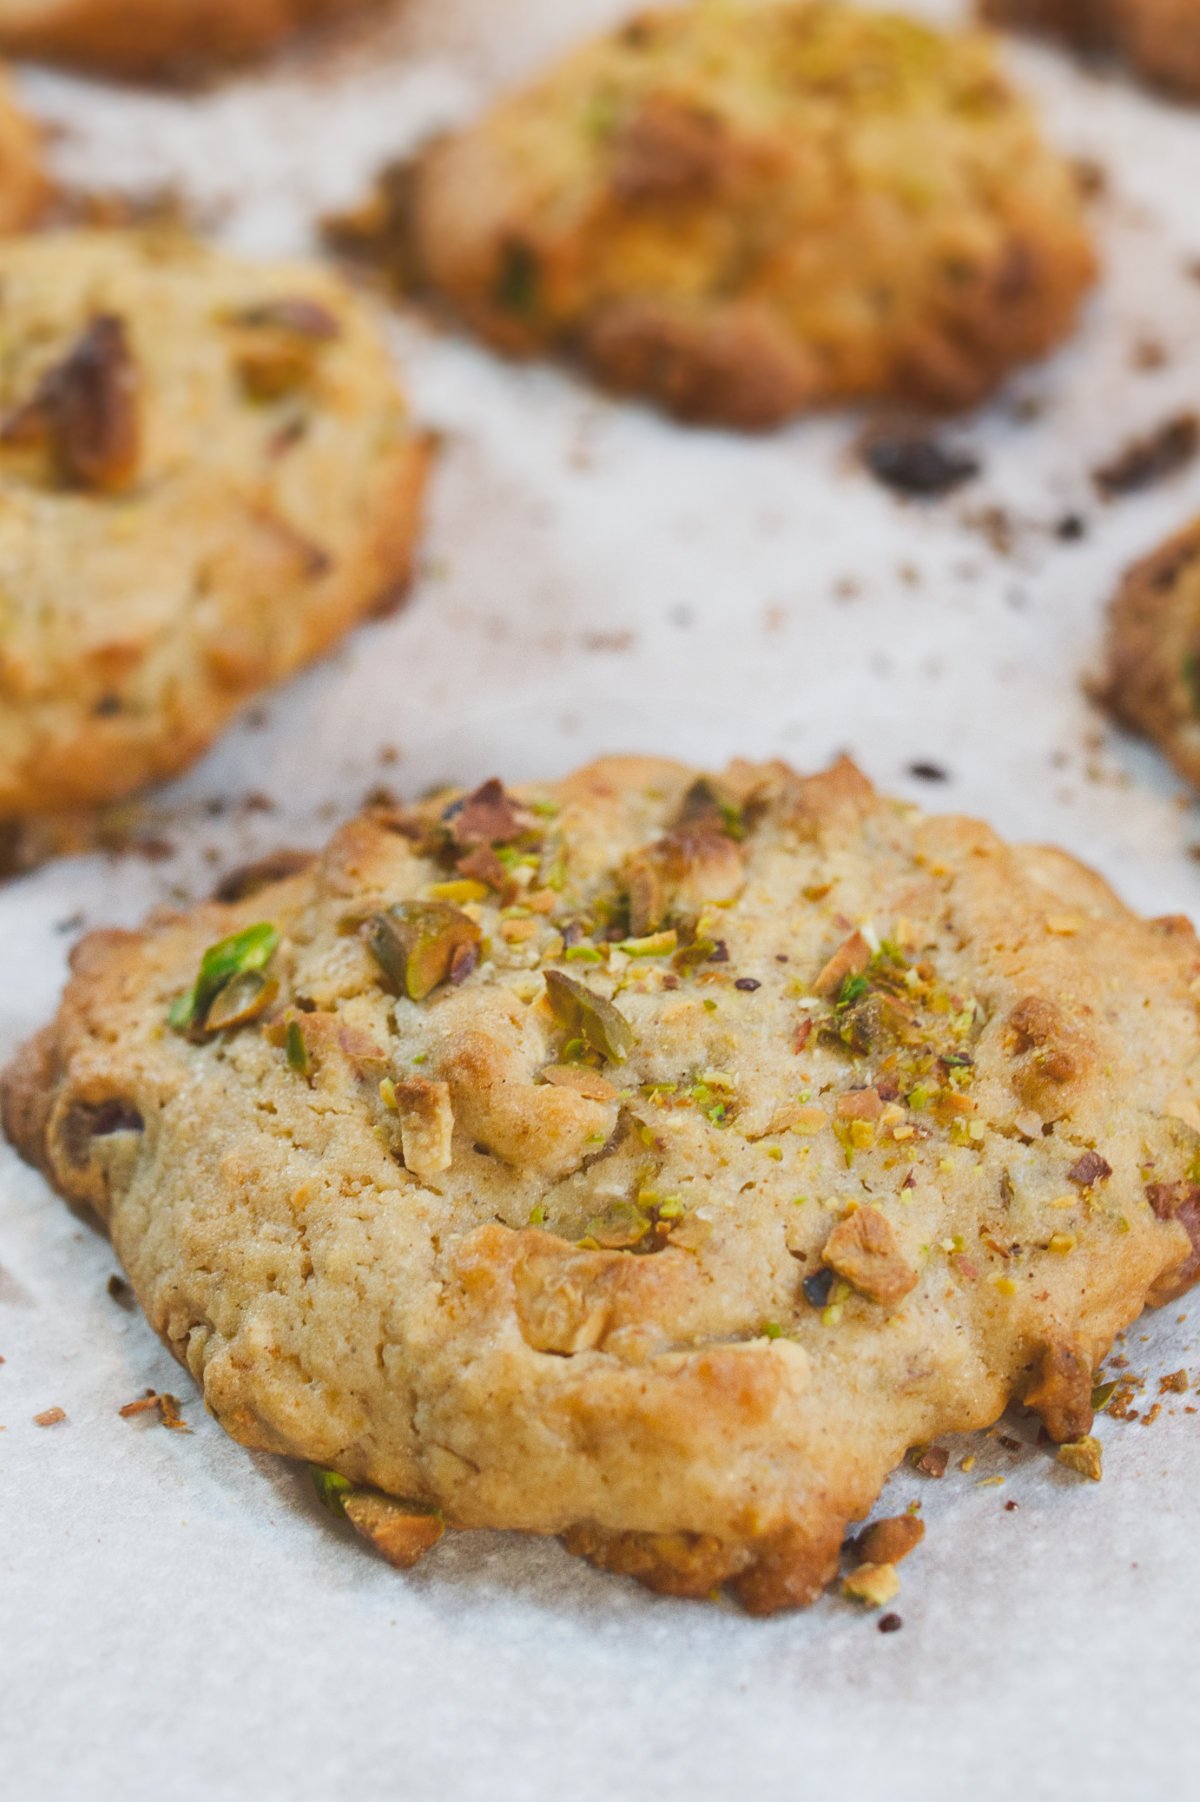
[6,757,1200,1612]
[347,0,1097,429]
[0,0,389,80]
[1097,518,1200,787]
[981,0,1200,99]
[0,230,429,822]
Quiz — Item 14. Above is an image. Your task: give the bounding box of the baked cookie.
[981,0,1200,99]
[7,755,1200,1614]
[0,230,429,822]
[0,0,388,80]
[0,67,48,231]
[344,0,1097,428]
[1097,518,1200,787]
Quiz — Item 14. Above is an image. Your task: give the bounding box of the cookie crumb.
[1056,1435,1103,1480]
[912,1444,948,1478]
[863,433,979,498]
[119,1389,190,1431]
[843,1561,900,1607]
[858,1514,925,1566]
[34,1406,66,1427]
[1094,413,1198,498]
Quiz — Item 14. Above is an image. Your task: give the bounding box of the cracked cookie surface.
[0,0,388,79]
[355,0,1096,427]
[0,229,429,823]
[6,755,1200,1612]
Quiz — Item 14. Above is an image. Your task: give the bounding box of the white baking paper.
[4,4,1200,1797]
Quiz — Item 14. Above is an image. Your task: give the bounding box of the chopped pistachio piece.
[169,921,280,1034]
[842,1562,901,1607]
[203,968,277,1032]
[310,1464,354,1515]
[366,901,482,1001]
[1057,1436,1103,1481]
[544,969,635,1063]
[285,1019,310,1076]
[616,930,678,958]
[342,1491,445,1570]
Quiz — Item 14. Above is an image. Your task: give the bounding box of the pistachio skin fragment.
[366,901,482,1002]
[544,968,635,1063]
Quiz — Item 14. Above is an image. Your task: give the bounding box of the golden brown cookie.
[0,229,429,825]
[0,66,47,230]
[0,0,388,80]
[981,0,1200,99]
[1097,518,1200,787]
[344,0,1097,428]
[7,755,1199,1613]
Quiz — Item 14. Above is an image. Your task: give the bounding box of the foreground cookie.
[981,0,1200,99]
[0,230,428,822]
[1097,518,1200,786]
[7,756,1200,1613]
[346,0,1096,427]
[0,67,48,232]
[0,0,387,79]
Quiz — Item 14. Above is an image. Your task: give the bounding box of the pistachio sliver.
[580,1199,651,1249]
[285,1019,310,1075]
[309,1464,354,1516]
[544,969,634,1064]
[366,901,482,1002]
[616,930,678,958]
[204,969,277,1032]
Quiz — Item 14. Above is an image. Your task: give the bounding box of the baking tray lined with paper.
[4,3,1200,1798]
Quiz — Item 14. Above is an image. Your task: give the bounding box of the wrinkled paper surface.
[4,3,1200,1796]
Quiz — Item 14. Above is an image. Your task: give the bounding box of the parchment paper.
[4,4,1200,1797]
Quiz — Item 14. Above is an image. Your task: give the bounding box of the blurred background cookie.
[981,0,1200,100]
[1097,519,1200,788]
[335,0,1097,429]
[0,0,392,81]
[0,64,47,229]
[0,229,430,826]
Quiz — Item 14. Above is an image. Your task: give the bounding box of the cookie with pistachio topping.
[981,0,1200,99]
[7,755,1200,1613]
[337,0,1095,428]
[1097,517,1200,789]
[0,229,429,829]
[0,0,389,80]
